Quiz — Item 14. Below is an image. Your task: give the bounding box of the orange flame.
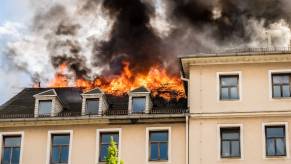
[48,61,185,100]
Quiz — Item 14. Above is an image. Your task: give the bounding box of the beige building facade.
[181,52,291,164]
[1,52,291,164]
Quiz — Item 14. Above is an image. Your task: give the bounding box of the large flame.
[47,61,185,100]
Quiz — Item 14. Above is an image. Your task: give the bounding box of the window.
[272,74,291,98]
[50,134,70,164]
[220,75,239,100]
[149,131,168,161]
[265,126,286,157]
[38,100,52,116]
[132,97,146,113]
[85,98,99,115]
[99,132,119,162]
[220,128,240,158]
[1,136,21,164]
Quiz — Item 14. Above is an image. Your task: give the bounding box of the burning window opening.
[45,61,186,101]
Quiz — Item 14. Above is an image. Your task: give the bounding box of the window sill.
[219,156,243,160]
[264,156,289,160]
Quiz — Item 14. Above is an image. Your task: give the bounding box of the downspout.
[181,77,189,164]
[185,114,189,164]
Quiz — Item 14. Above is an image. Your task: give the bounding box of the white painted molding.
[145,127,171,164]
[0,131,24,164]
[46,130,73,164]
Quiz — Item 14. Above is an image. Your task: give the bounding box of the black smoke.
[12,0,291,81]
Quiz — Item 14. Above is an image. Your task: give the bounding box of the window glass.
[220,75,239,100]
[51,134,70,164]
[220,128,240,158]
[282,85,290,97]
[149,131,168,161]
[85,98,99,114]
[132,97,146,113]
[265,126,286,156]
[38,100,52,115]
[2,136,21,164]
[99,132,119,162]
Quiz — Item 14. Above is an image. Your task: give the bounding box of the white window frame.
[216,71,242,102]
[268,69,291,100]
[217,124,244,161]
[46,130,73,164]
[146,127,171,164]
[0,131,24,164]
[262,122,289,159]
[96,128,122,164]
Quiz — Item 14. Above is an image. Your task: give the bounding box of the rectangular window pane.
[266,139,275,156]
[100,145,108,162]
[231,141,240,157]
[38,100,52,115]
[132,97,146,113]
[150,143,159,161]
[276,138,286,156]
[273,75,289,84]
[221,76,238,86]
[221,141,230,157]
[61,146,69,162]
[52,135,70,145]
[4,136,21,147]
[160,143,168,160]
[273,85,281,97]
[52,146,59,163]
[2,147,11,163]
[230,87,239,99]
[282,85,290,97]
[150,132,168,142]
[85,98,99,114]
[266,127,284,138]
[221,88,229,99]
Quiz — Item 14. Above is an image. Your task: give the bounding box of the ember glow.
[48,61,185,100]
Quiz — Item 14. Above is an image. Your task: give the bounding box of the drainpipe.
[181,77,190,164]
[185,114,190,164]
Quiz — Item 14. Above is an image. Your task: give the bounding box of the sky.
[0,0,33,104]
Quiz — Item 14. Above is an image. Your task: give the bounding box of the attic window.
[38,100,52,116]
[132,97,146,113]
[85,98,99,115]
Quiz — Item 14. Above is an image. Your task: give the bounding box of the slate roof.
[0,87,188,118]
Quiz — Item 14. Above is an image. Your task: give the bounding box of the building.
[1,50,291,164]
[0,86,187,164]
[180,50,291,164]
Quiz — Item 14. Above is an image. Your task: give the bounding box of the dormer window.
[132,97,146,113]
[81,88,108,116]
[129,86,152,114]
[33,89,63,117]
[38,100,52,116]
[85,98,99,115]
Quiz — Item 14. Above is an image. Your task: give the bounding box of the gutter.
[185,114,189,164]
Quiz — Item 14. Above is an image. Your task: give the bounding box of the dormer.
[81,88,108,116]
[33,89,63,117]
[128,86,152,114]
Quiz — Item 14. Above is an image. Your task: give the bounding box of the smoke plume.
[5,0,291,85]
